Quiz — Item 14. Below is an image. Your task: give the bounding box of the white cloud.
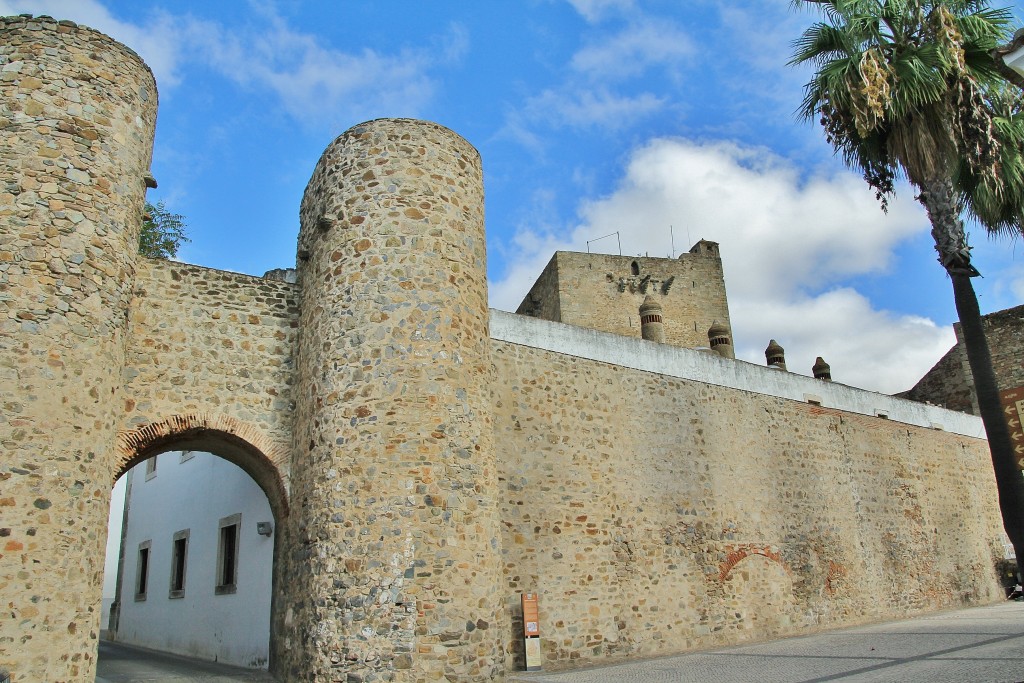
[521,87,666,130]
[502,11,692,142]
[570,18,694,80]
[489,136,954,394]
[178,13,442,125]
[2,1,459,128]
[565,0,635,23]
[731,289,954,394]
[574,139,925,297]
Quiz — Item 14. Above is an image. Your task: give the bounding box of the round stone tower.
[0,15,157,682]
[282,119,506,680]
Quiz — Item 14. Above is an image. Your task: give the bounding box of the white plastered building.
[109,451,274,668]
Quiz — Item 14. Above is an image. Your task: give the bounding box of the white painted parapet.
[489,310,985,439]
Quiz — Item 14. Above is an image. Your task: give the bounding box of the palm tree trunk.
[919,177,1024,576]
[951,273,1024,575]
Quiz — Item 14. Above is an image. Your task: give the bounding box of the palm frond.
[790,23,854,65]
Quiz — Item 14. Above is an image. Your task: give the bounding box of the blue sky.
[6,0,1024,394]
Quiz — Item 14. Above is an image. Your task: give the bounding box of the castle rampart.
[490,311,985,437]
[490,313,1002,668]
[0,16,1010,683]
[119,258,298,485]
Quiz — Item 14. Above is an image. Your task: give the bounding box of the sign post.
[1000,387,1024,470]
[521,592,542,671]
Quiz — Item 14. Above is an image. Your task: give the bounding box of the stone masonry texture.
[0,16,1011,683]
[279,118,507,682]
[0,15,157,682]
[902,304,1024,417]
[516,241,731,350]
[491,341,1003,671]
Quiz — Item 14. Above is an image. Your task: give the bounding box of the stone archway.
[116,413,289,521]
[108,414,289,669]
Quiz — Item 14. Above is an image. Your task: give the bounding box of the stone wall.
[0,15,1013,680]
[902,304,1024,417]
[117,258,298,509]
[0,15,156,682]
[491,320,1005,671]
[899,345,974,413]
[516,242,732,350]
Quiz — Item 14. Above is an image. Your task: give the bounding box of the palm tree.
[790,1,1024,574]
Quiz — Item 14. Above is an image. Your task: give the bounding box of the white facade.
[112,451,274,668]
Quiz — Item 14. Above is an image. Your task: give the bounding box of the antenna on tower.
[670,225,676,258]
[586,231,621,255]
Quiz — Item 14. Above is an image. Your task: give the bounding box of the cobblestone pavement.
[97,602,1023,682]
[508,602,1024,683]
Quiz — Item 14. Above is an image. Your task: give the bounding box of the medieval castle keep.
[0,15,1011,682]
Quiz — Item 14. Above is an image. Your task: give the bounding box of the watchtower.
[0,15,157,681]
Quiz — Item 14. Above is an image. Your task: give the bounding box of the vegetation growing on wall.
[139,201,189,259]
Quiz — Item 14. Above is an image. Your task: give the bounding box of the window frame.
[134,540,151,601]
[215,513,241,595]
[144,455,157,481]
[169,529,189,599]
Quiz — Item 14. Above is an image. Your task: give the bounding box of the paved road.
[96,640,275,682]
[509,601,1024,683]
[98,602,1024,682]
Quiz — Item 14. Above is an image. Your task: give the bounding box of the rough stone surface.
[278,118,507,682]
[901,304,1024,416]
[0,17,1010,683]
[516,241,731,350]
[491,340,1003,671]
[117,258,298,513]
[0,15,157,683]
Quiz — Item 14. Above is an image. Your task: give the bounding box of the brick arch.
[718,544,786,581]
[116,412,290,519]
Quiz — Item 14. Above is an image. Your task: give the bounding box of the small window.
[134,540,151,601]
[631,261,640,276]
[169,529,189,599]
[144,456,157,480]
[216,514,241,595]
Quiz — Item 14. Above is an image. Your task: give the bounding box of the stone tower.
[281,119,506,680]
[0,15,157,682]
[516,241,732,350]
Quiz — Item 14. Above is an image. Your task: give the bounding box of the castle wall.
[0,16,157,682]
[516,245,732,349]
[119,258,298,486]
[899,345,974,414]
[0,13,1013,678]
[490,312,1004,671]
[901,304,1024,419]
